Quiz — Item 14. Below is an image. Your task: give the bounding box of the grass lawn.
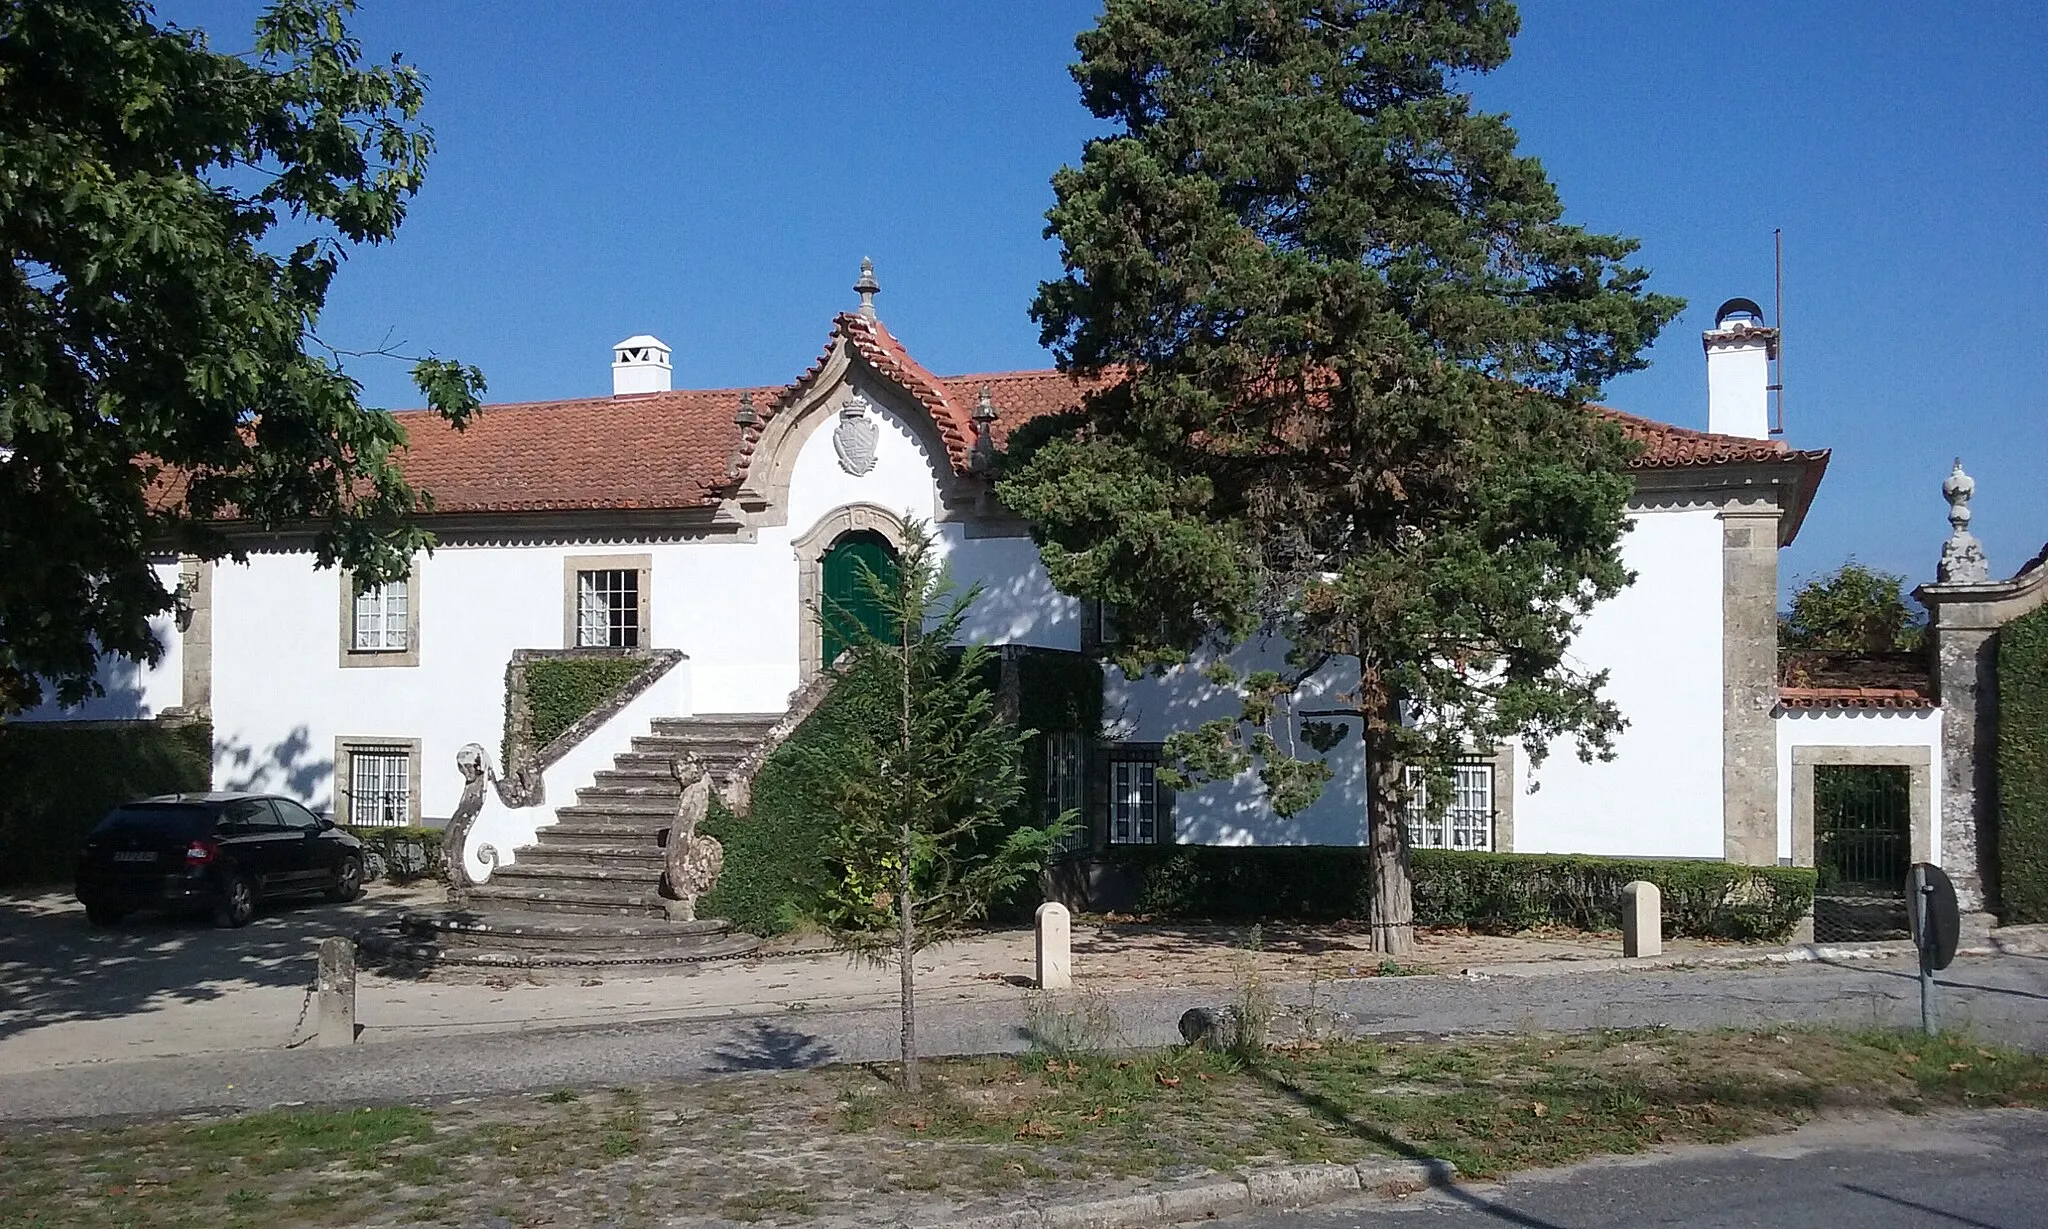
[2,1027,2042,1227]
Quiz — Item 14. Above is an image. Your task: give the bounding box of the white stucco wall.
[1480,505,1727,858]
[1774,706,1943,865]
[204,370,1089,822]
[14,559,185,722]
[1106,637,1369,846]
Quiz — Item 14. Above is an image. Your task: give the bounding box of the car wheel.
[84,904,126,927]
[327,855,364,903]
[213,871,256,928]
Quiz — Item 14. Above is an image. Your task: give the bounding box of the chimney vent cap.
[1712,297,1768,329]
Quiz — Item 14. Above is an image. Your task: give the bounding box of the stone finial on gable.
[855,257,880,319]
[1938,457,1990,583]
[969,383,998,474]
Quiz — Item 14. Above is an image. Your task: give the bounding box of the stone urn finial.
[1937,457,1990,584]
[855,256,880,318]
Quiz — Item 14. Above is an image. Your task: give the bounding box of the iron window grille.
[1108,758,1158,845]
[1045,732,1086,850]
[352,580,409,651]
[349,747,412,828]
[576,569,640,648]
[1403,763,1494,850]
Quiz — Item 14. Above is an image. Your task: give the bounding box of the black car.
[75,793,367,928]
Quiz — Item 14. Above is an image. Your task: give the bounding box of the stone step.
[516,842,667,866]
[462,881,667,918]
[539,820,674,841]
[586,771,686,795]
[560,794,677,817]
[355,909,761,967]
[490,862,663,888]
[608,750,753,775]
[649,713,781,736]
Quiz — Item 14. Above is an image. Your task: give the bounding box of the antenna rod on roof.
[1769,228,1785,436]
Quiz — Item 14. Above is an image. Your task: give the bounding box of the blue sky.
[170,1,2046,597]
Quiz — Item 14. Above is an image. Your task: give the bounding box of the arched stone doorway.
[792,503,911,681]
[820,530,898,666]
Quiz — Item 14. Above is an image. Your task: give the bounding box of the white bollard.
[317,936,357,1047]
[1035,901,1073,990]
[1621,880,1662,958]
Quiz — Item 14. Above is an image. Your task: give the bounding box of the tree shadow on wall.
[216,725,332,805]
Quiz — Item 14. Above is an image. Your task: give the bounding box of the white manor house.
[33,268,2030,920]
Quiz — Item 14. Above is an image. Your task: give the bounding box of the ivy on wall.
[0,720,212,886]
[701,647,1102,936]
[501,653,651,770]
[1999,603,2048,923]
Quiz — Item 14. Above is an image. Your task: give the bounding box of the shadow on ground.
[0,884,438,1041]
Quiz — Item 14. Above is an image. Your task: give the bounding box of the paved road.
[2,951,2043,1124]
[1215,1109,2048,1227]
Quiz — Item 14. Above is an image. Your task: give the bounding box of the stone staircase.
[360,713,783,970]
[461,712,782,918]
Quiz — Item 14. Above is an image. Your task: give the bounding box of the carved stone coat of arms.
[833,393,879,476]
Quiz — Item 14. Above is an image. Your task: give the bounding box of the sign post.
[1906,862,1960,1037]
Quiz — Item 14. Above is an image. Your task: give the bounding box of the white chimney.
[611,335,672,396]
[1702,299,1777,439]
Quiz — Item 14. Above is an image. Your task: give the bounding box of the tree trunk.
[1363,711,1417,956]
[897,821,919,1094]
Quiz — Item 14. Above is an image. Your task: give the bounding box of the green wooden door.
[821,531,898,665]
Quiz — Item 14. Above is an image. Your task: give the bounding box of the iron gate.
[1813,764,1911,941]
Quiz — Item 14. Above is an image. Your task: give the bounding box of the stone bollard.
[1621,880,1662,958]
[317,936,357,1047]
[1035,901,1072,990]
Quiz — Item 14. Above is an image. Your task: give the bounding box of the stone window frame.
[337,565,420,669]
[562,553,652,650]
[792,503,910,683]
[332,736,423,827]
[1789,743,1934,871]
[1096,742,1175,847]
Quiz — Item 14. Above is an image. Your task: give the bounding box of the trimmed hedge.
[1096,845,1816,943]
[0,720,213,886]
[344,825,446,885]
[504,655,647,767]
[702,648,1102,937]
[2000,603,2048,923]
[698,658,895,935]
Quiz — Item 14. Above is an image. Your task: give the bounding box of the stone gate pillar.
[1914,460,2047,921]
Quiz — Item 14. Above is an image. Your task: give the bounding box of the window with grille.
[576,569,640,648]
[352,580,409,651]
[348,747,412,828]
[1108,759,1159,845]
[1403,763,1494,850]
[1045,733,1086,851]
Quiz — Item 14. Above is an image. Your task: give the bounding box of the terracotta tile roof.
[1778,685,1937,710]
[363,318,1828,517]
[1777,651,1936,710]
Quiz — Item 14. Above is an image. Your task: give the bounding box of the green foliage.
[342,824,444,885]
[1097,845,1815,943]
[701,647,1097,937]
[997,1,1681,948]
[0,0,486,713]
[1781,561,1926,652]
[507,656,648,765]
[698,661,897,935]
[807,522,1067,956]
[0,719,211,885]
[1999,603,2048,923]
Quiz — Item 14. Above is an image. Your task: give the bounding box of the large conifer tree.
[999,0,1682,952]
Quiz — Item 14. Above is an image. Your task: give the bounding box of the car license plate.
[112,851,156,863]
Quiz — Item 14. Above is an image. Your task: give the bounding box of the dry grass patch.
[1,1028,2041,1227]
